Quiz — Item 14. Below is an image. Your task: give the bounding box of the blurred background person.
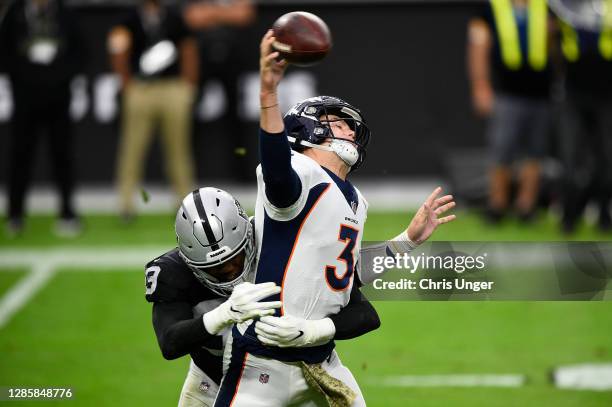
[108,0,199,221]
[0,0,84,237]
[183,0,256,182]
[556,15,612,233]
[467,0,554,223]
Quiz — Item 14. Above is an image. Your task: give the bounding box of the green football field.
[0,212,611,406]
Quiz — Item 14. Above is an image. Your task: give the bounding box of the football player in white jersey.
[211,30,456,407]
[146,188,384,407]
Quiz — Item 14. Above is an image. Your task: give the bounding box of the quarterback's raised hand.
[255,315,336,348]
[260,29,287,133]
[260,29,288,96]
[203,282,282,335]
[406,186,456,245]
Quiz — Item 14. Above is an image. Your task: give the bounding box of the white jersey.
[232,151,367,363]
[254,151,368,319]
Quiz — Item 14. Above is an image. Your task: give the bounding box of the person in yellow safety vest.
[556,16,612,233]
[467,0,554,223]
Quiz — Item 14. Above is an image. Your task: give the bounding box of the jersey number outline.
[325,224,359,292]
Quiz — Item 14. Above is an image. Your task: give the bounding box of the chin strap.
[287,136,359,167]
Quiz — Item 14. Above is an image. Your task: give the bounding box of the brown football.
[271,11,332,66]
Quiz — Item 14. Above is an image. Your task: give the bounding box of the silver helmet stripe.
[192,189,220,251]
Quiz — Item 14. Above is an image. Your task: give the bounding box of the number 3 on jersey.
[145,266,161,295]
[325,224,359,291]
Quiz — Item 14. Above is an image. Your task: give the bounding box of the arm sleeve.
[152,301,219,360]
[259,128,302,208]
[329,284,380,340]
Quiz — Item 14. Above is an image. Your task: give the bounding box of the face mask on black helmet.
[175,187,256,296]
[283,96,371,172]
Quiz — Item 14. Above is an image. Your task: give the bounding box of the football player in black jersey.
[145,187,381,406]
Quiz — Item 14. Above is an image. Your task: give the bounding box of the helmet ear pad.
[283,114,333,149]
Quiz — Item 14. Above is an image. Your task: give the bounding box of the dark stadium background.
[0,0,484,185]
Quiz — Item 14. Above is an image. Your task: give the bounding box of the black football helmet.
[283,96,371,172]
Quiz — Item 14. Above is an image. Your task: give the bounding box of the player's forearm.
[259,128,302,208]
[156,318,213,360]
[152,303,217,360]
[330,285,380,340]
[260,91,284,133]
[330,300,380,340]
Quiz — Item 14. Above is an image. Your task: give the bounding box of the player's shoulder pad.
[144,248,195,303]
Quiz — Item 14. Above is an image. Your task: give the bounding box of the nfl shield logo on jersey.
[199,381,210,392]
[259,373,270,384]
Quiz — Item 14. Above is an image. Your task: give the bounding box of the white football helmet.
[175,187,256,296]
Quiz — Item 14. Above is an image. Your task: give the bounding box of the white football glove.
[254,315,336,348]
[203,282,281,335]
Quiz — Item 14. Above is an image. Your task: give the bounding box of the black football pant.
[7,86,76,222]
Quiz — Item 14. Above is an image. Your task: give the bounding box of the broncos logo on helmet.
[283,96,372,172]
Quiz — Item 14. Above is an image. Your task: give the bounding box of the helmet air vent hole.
[187,245,192,249]
[216,198,220,207]
[182,212,187,220]
[232,226,237,231]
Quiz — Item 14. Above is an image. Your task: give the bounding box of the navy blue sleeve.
[259,128,302,208]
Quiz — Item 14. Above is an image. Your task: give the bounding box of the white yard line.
[368,374,526,388]
[553,363,612,391]
[0,247,169,269]
[0,247,167,329]
[0,262,55,329]
[0,182,441,214]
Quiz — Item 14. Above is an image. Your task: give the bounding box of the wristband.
[388,230,418,254]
